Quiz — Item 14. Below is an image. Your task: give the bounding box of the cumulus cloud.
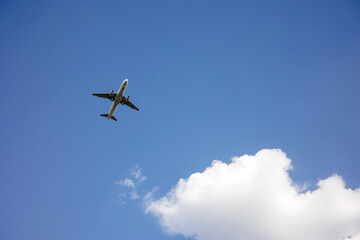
[145,149,360,240]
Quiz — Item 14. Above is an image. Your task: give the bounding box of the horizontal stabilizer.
[100,114,117,121]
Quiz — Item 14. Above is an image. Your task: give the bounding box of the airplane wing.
[92,93,116,101]
[121,96,139,111]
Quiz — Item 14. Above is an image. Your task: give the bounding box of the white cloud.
[115,178,135,188]
[132,165,147,183]
[145,149,360,240]
[129,190,140,200]
[115,166,147,203]
[143,186,159,201]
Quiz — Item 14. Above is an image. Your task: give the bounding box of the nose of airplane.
[124,79,128,83]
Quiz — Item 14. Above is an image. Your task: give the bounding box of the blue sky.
[1,1,360,239]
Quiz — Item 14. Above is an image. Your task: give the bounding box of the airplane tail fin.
[100,114,117,121]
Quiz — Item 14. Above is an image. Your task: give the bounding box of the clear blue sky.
[1,1,359,239]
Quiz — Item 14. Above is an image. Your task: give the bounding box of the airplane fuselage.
[108,79,128,120]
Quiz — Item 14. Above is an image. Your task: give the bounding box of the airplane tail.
[100,114,117,121]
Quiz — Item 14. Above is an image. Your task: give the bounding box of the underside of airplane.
[92,79,139,121]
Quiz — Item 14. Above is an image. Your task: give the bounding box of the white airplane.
[92,79,139,121]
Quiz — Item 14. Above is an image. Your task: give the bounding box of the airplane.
[92,79,139,121]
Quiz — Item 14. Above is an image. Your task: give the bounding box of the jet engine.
[126,95,130,101]
[109,89,114,97]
